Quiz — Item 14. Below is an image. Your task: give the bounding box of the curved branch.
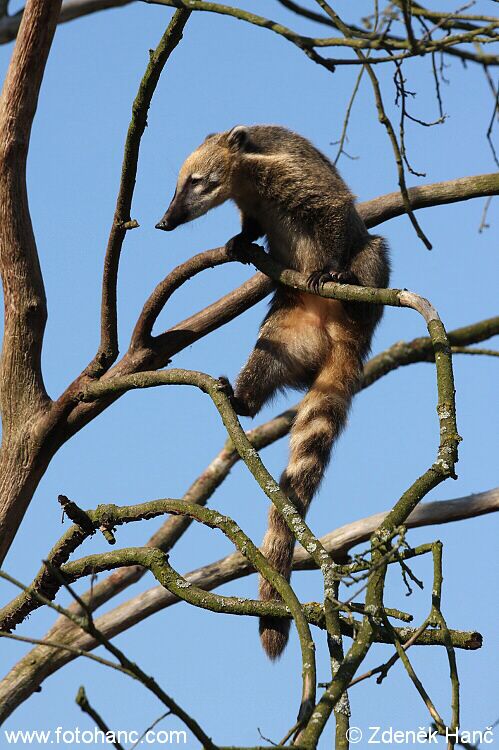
[56,546,481,651]
[2,498,318,724]
[146,0,499,68]
[131,245,231,350]
[1,0,496,72]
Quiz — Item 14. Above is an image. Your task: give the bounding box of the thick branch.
[0,8,191,567]
[0,0,62,564]
[0,0,60,419]
[360,172,499,226]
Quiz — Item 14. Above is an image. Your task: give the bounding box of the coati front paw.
[307,268,358,294]
[218,376,252,417]
[225,233,257,265]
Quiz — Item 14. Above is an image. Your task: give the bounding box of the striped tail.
[258,340,362,659]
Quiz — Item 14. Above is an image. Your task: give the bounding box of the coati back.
[157,125,390,659]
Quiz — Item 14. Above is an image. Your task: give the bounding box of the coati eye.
[189,173,219,192]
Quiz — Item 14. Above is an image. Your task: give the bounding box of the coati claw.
[307,268,358,294]
[225,234,253,264]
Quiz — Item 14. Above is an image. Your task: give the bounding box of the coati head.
[155,126,251,231]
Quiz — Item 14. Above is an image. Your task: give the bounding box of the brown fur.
[157,125,390,660]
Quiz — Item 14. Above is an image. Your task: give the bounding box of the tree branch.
[0,8,191,566]
[1,568,216,749]
[145,0,498,67]
[75,686,126,750]
[0,487,493,722]
[0,0,133,46]
[0,0,62,565]
[360,172,499,226]
[87,8,191,375]
[0,0,60,420]
[131,245,231,350]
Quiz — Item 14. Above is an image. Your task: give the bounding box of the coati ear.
[227,125,250,151]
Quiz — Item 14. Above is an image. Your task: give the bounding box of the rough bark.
[0,0,62,564]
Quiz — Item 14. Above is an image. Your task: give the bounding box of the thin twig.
[314,0,433,248]
[75,686,125,750]
[333,65,365,164]
[0,569,216,749]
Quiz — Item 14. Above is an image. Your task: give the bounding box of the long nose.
[156,187,179,231]
[155,216,173,231]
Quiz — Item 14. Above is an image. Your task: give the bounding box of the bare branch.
[131,245,231,350]
[315,0,432,247]
[359,172,499,226]
[0,486,492,721]
[0,568,216,749]
[54,172,499,445]
[76,686,125,750]
[146,0,498,68]
[0,0,62,565]
[0,1,134,45]
[87,8,191,375]
[8,312,489,640]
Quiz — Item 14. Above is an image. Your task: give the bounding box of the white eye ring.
[190,174,203,184]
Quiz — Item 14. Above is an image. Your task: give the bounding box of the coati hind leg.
[259,335,363,660]
[228,297,327,418]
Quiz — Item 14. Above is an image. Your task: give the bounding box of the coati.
[156,125,390,659]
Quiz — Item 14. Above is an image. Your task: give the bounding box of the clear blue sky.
[0,1,498,747]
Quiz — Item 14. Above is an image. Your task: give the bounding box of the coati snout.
[155,130,238,232]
